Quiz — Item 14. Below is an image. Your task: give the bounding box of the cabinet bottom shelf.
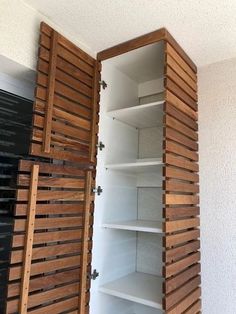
[99,272,163,309]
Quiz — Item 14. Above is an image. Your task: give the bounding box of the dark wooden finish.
[6,160,94,313]
[163,40,200,312]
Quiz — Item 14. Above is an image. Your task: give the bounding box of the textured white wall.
[199,58,236,314]
[0,0,94,72]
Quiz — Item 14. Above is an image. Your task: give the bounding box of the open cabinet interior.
[91,42,165,314]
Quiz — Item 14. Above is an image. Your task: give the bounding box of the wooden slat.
[18,174,85,189]
[39,42,93,77]
[7,282,80,313]
[31,142,91,164]
[43,30,58,153]
[37,56,93,88]
[164,166,199,182]
[12,229,84,247]
[33,129,90,153]
[165,127,198,151]
[164,194,199,205]
[79,171,92,311]
[18,159,85,176]
[19,165,39,314]
[89,61,100,163]
[165,115,198,141]
[164,153,199,172]
[166,54,197,92]
[167,288,201,314]
[16,190,84,202]
[164,181,199,193]
[164,206,200,219]
[165,30,197,73]
[164,229,200,248]
[15,203,84,216]
[164,263,201,294]
[165,92,198,122]
[8,268,80,298]
[14,217,83,232]
[165,276,201,311]
[9,255,82,281]
[164,252,200,278]
[166,66,197,101]
[33,113,90,143]
[164,240,200,263]
[164,218,200,233]
[41,22,94,66]
[97,28,166,60]
[11,242,83,264]
[164,140,198,161]
[166,43,197,82]
[37,69,92,99]
[28,296,79,314]
[184,299,201,314]
[35,91,91,130]
[166,79,197,113]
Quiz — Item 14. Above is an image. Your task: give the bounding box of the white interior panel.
[136,233,163,276]
[138,188,162,221]
[138,78,164,98]
[91,42,164,314]
[139,126,163,159]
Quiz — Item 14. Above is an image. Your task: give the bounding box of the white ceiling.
[23,0,236,67]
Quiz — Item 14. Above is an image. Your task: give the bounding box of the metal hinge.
[89,269,99,280]
[92,186,103,195]
[96,141,105,151]
[99,80,107,89]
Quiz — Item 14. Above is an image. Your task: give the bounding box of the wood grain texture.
[30,22,98,164]
[19,165,39,314]
[163,40,200,312]
[7,160,94,314]
[43,30,58,153]
[79,172,92,312]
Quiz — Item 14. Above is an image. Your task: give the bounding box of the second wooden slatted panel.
[163,41,201,313]
[5,160,94,314]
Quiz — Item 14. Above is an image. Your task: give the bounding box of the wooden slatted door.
[6,160,94,314]
[31,22,100,164]
[163,41,201,313]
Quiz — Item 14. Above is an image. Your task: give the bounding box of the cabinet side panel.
[163,42,201,313]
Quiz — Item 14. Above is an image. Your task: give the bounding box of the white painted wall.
[199,57,236,314]
[0,0,94,73]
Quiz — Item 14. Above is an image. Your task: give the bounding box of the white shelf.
[100,272,163,309]
[102,219,162,233]
[105,158,163,173]
[107,101,164,128]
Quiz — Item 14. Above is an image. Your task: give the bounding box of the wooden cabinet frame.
[4,22,200,314]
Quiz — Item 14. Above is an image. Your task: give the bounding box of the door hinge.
[99,80,107,89]
[96,141,105,151]
[89,269,99,280]
[92,186,103,195]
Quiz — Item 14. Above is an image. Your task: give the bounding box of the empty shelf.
[107,101,164,128]
[105,158,162,173]
[102,220,162,233]
[100,272,163,309]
